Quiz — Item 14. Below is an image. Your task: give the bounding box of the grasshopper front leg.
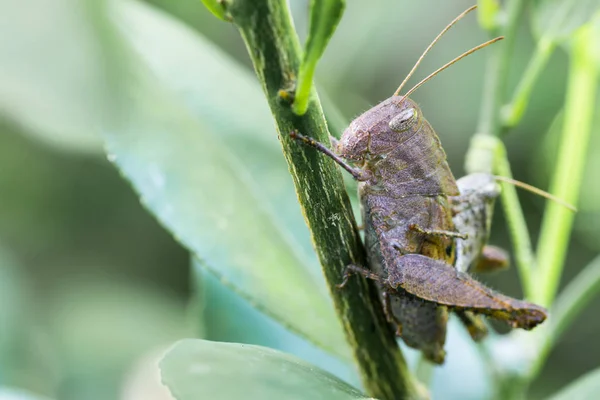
[290,131,371,181]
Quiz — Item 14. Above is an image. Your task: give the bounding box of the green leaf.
[196,265,360,387]
[115,0,317,263]
[547,367,600,400]
[293,0,346,115]
[103,0,350,360]
[200,0,230,21]
[532,0,600,44]
[160,339,367,400]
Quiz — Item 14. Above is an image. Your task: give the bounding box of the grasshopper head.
[337,96,422,162]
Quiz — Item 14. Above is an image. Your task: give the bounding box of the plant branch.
[501,38,556,128]
[494,143,536,299]
[535,25,598,306]
[472,0,537,299]
[476,0,525,139]
[227,1,420,398]
[528,254,600,378]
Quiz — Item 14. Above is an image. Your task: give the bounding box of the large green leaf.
[547,367,600,400]
[102,0,349,360]
[196,265,360,387]
[114,0,317,264]
[160,339,367,400]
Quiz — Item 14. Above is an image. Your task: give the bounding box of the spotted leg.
[290,131,371,181]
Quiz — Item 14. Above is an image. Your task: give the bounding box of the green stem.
[227,1,420,398]
[535,25,598,307]
[502,39,556,128]
[472,0,537,299]
[529,254,600,378]
[494,143,536,299]
[476,0,525,139]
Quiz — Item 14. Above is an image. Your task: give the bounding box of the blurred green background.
[0,0,598,399]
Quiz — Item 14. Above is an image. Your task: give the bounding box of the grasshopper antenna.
[393,4,478,97]
[494,175,577,212]
[399,36,504,104]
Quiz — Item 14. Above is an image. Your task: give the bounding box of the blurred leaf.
[547,367,600,400]
[46,277,188,400]
[195,265,360,387]
[199,0,229,21]
[0,248,26,378]
[47,278,187,371]
[160,339,367,400]
[293,0,346,115]
[0,387,52,400]
[0,248,52,394]
[102,0,350,360]
[120,347,174,400]
[532,0,600,44]
[0,0,122,154]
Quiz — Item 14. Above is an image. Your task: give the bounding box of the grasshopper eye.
[389,108,418,132]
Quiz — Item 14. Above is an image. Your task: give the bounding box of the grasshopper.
[290,6,547,364]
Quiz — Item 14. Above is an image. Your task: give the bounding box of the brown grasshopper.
[290,6,547,364]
